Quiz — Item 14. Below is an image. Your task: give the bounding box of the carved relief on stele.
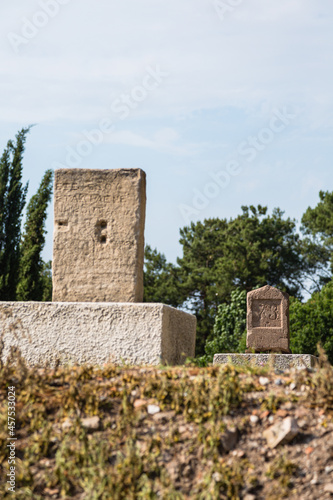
[52,169,146,303]
[246,285,290,353]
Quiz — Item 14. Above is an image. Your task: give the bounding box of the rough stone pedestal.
[0,302,196,366]
[213,353,318,370]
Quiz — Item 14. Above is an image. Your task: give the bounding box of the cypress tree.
[17,169,53,301]
[0,145,11,258]
[0,128,30,300]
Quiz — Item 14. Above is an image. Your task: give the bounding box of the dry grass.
[0,347,332,499]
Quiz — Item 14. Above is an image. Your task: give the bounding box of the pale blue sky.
[0,0,332,263]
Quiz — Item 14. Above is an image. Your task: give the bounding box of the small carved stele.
[246,285,290,353]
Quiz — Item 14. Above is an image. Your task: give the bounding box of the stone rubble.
[263,416,299,448]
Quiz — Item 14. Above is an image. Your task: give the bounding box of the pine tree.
[0,128,30,300]
[301,190,333,289]
[17,169,53,301]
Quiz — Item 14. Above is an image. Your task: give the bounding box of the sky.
[0,0,332,264]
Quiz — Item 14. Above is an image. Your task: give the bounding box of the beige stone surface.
[52,168,146,302]
[213,353,319,370]
[0,302,196,366]
[247,285,290,353]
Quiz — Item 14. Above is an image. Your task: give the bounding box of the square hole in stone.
[57,219,68,227]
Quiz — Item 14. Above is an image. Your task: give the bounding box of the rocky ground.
[0,347,332,499]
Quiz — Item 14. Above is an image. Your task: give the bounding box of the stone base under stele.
[213,353,319,370]
[0,302,196,367]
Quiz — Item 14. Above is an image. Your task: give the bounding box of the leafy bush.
[201,289,247,364]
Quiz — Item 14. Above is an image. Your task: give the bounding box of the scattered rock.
[165,459,179,481]
[212,472,223,482]
[81,416,100,431]
[244,495,256,500]
[324,483,333,493]
[263,417,299,448]
[40,458,52,467]
[147,404,161,415]
[325,466,333,474]
[250,415,259,425]
[295,407,308,419]
[134,399,147,409]
[305,446,314,455]
[298,420,307,429]
[276,409,288,418]
[290,382,297,391]
[61,418,72,430]
[232,449,245,458]
[220,428,238,451]
[259,376,270,386]
[310,474,319,485]
[136,440,149,454]
[182,464,192,477]
[44,488,59,496]
[153,411,175,422]
[274,378,283,385]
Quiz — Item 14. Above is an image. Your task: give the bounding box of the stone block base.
[213,353,318,370]
[0,302,196,366]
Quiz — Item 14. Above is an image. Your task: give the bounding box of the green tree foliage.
[177,217,228,355]
[40,261,53,302]
[0,129,52,301]
[201,280,333,365]
[177,206,306,355]
[0,128,29,300]
[290,280,333,364]
[203,288,247,364]
[143,245,184,307]
[17,170,53,301]
[145,197,333,361]
[301,191,333,288]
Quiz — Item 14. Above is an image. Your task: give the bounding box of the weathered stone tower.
[52,168,146,303]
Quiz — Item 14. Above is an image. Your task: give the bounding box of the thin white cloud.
[105,131,155,149]
[103,128,205,156]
